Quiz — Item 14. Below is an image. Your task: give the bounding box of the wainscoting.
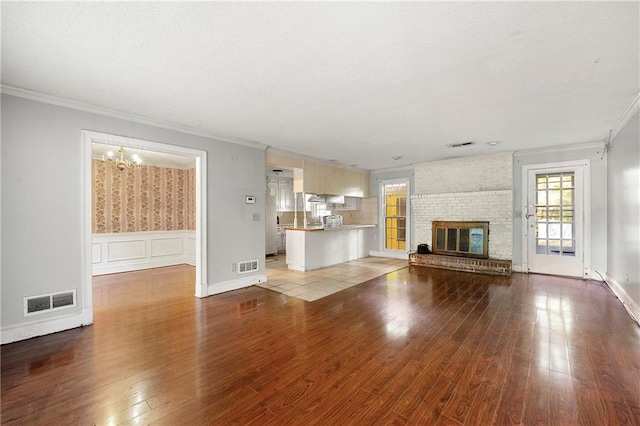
[92,230,195,275]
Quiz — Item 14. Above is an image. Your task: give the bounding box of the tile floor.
[259,253,407,301]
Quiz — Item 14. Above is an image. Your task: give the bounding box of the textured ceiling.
[2,2,638,170]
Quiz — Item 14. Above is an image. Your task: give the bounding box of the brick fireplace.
[410,152,514,275]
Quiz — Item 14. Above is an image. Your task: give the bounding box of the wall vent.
[447,141,476,148]
[24,290,76,316]
[237,259,259,274]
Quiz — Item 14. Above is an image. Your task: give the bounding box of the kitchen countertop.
[285,224,376,232]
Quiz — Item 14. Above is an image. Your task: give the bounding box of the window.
[535,172,575,256]
[311,203,331,219]
[383,182,407,251]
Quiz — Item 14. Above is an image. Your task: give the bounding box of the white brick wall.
[412,152,514,260]
[414,152,513,194]
[412,190,513,260]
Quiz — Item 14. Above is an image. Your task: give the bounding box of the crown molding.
[514,141,604,157]
[1,84,268,151]
[611,91,640,141]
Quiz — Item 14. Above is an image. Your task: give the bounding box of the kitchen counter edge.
[284,224,376,232]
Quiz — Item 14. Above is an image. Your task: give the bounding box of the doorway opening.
[522,160,590,278]
[82,131,208,324]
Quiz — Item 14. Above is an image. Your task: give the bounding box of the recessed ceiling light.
[487,141,500,146]
[392,156,402,160]
[350,164,358,168]
[329,159,338,163]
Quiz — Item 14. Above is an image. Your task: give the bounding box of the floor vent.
[238,259,259,274]
[24,290,76,316]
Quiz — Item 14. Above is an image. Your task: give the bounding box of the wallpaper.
[92,160,195,233]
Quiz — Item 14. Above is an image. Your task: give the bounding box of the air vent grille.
[27,296,51,313]
[238,259,259,274]
[24,290,76,316]
[448,141,476,148]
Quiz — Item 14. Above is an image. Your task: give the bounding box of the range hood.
[307,194,345,205]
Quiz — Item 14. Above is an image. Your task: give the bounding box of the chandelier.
[102,147,142,171]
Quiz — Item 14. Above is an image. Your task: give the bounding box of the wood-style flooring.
[2,264,639,425]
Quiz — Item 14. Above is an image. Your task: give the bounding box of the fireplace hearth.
[409,220,511,275]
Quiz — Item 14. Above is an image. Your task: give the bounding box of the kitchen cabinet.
[300,161,369,197]
[285,225,374,271]
[267,177,296,212]
[330,196,361,211]
[277,179,294,212]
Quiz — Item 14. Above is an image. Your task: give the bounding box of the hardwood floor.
[2,265,639,425]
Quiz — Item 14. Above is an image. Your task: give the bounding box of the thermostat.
[245,195,256,204]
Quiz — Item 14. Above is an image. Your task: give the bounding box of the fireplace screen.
[432,221,489,258]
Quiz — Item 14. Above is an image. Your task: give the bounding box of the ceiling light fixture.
[392,156,402,160]
[487,141,500,146]
[102,147,142,171]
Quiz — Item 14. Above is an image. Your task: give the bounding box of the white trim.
[3,84,266,151]
[371,164,416,174]
[82,131,209,321]
[515,141,604,157]
[369,250,409,260]
[1,308,93,345]
[604,274,640,326]
[521,160,591,278]
[512,264,524,273]
[207,274,267,295]
[611,92,640,141]
[92,231,196,275]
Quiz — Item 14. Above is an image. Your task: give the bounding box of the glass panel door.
[524,162,586,278]
[535,172,575,256]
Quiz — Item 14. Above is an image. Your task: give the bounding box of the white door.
[523,161,589,278]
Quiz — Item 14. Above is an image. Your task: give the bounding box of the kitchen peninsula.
[285,225,375,271]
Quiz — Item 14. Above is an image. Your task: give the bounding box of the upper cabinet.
[267,176,310,212]
[296,161,369,197]
[330,196,361,211]
[266,150,370,198]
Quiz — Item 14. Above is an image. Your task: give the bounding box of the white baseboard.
[604,274,640,326]
[1,308,93,345]
[93,258,193,275]
[369,250,408,260]
[207,274,268,296]
[512,264,523,273]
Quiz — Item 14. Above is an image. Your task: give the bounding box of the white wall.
[412,152,514,260]
[512,144,607,275]
[1,94,267,338]
[607,110,640,322]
